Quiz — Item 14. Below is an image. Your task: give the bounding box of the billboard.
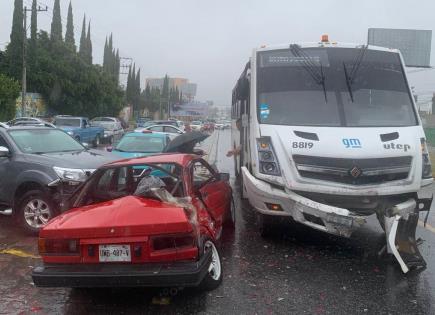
[367,28,432,67]
[170,101,210,117]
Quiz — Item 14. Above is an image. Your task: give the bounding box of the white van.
[231,37,433,273]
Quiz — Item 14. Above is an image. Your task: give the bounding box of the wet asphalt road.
[1,129,435,314]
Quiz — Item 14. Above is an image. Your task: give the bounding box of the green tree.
[50,0,62,41]
[5,0,24,80]
[30,0,37,41]
[86,22,92,64]
[65,1,76,51]
[78,15,86,60]
[0,73,20,121]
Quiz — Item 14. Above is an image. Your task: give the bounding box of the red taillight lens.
[151,234,195,251]
[38,238,79,255]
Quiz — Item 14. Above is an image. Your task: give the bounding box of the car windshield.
[257,47,417,127]
[115,135,166,153]
[9,129,84,154]
[55,118,81,127]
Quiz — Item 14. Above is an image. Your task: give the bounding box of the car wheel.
[16,190,55,235]
[93,134,101,147]
[199,239,222,291]
[75,136,81,142]
[224,196,236,229]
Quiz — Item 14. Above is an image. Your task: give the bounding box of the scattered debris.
[0,248,39,259]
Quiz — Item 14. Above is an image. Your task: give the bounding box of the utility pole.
[21,5,48,117]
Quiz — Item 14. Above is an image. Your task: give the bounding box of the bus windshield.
[257,47,417,127]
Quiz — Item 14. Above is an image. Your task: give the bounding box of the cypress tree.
[30,0,37,41]
[79,15,86,60]
[50,0,62,41]
[65,1,76,51]
[103,37,108,72]
[115,49,120,84]
[6,0,24,79]
[86,22,92,64]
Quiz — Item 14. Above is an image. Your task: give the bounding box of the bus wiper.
[343,62,354,102]
[290,44,327,103]
[343,45,368,102]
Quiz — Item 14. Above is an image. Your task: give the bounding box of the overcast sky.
[1,0,435,106]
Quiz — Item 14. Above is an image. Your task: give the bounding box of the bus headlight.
[421,138,432,179]
[257,137,281,176]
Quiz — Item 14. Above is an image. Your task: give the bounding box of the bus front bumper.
[241,167,366,237]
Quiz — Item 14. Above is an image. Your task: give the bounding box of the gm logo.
[343,138,362,148]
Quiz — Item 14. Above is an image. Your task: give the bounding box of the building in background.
[367,28,432,67]
[146,77,198,101]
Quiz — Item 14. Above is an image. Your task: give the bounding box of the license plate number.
[99,245,131,262]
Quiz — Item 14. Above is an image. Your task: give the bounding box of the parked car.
[90,117,124,144]
[136,116,152,128]
[190,121,203,131]
[144,120,180,129]
[7,117,56,128]
[54,116,104,147]
[32,153,234,290]
[134,124,184,138]
[0,124,116,233]
[107,131,171,158]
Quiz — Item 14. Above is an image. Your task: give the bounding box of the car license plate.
[99,245,131,262]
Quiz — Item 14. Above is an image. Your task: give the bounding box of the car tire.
[199,239,223,291]
[93,134,101,147]
[16,190,56,235]
[224,196,236,229]
[75,136,81,142]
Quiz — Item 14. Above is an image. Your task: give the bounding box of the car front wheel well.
[14,182,45,203]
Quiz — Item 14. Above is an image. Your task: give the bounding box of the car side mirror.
[0,146,10,158]
[106,146,113,152]
[218,172,230,182]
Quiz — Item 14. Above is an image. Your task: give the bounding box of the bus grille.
[293,155,412,185]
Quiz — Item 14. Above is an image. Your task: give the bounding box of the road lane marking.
[0,248,40,259]
[418,220,435,234]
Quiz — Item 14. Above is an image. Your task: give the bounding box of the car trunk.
[41,196,193,239]
[41,196,198,264]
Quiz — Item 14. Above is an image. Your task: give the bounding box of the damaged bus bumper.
[241,167,365,237]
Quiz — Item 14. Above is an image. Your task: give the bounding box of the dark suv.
[0,124,117,234]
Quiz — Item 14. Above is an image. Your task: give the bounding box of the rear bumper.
[32,251,212,288]
[242,167,366,237]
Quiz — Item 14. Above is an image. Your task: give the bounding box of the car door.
[191,159,229,226]
[0,134,12,204]
[82,119,92,142]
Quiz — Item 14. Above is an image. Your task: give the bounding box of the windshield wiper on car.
[343,45,368,102]
[290,44,327,103]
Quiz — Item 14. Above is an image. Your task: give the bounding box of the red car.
[32,154,235,290]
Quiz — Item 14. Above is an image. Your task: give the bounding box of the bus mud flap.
[385,212,426,274]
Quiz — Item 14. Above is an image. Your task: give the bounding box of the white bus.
[231,36,433,273]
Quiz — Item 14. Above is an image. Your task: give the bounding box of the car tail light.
[38,238,79,255]
[257,137,281,176]
[151,233,196,251]
[421,138,432,179]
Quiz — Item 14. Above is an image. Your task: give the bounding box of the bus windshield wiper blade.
[345,45,368,102]
[343,62,354,102]
[290,44,327,103]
